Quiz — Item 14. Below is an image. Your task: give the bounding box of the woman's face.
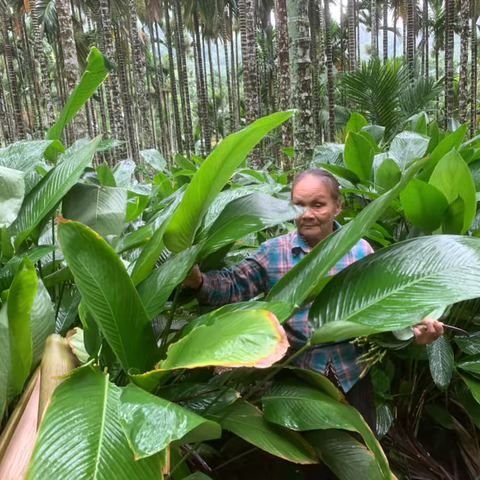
[292,175,341,246]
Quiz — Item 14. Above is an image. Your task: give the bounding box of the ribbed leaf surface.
[310,236,480,343]
[10,137,101,247]
[119,384,221,459]
[0,165,25,228]
[304,430,385,480]
[426,335,454,390]
[206,400,317,464]
[25,366,163,480]
[57,219,158,373]
[164,111,293,253]
[262,377,392,479]
[0,140,60,172]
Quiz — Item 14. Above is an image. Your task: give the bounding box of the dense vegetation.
[0,53,479,479]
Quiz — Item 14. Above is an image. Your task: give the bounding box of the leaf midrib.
[91,374,109,480]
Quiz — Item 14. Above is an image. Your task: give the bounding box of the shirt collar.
[291,221,341,254]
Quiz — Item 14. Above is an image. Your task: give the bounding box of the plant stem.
[159,286,182,359]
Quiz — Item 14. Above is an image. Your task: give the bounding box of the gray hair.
[292,168,340,201]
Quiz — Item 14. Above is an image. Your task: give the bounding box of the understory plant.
[1,48,480,480]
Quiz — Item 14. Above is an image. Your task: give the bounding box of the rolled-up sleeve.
[197,243,270,306]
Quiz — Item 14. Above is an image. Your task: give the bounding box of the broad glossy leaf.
[140,149,167,171]
[113,159,136,188]
[62,183,127,239]
[346,112,368,133]
[0,165,26,228]
[132,310,288,390]
[119,384,221,459]
[400,178,448,232]
[198,194,302,257]
[313,143,344,165]
[456,332,480,355]
[96,162,117,187]
[285,367,344,402]
[262,377,392,479]
[442,195,465,234]
[7,257,37,393]
[469,160,480,191]
[131,195,183,285]
[304,430,385,480]
[55,286,81,334]
[116,225,153,253]
[0,304,9,416]
[137,245,201,320]
[375,158,401,192]
[457,354,480,374]
[429,150,476,233]
[157,383,239,414]
[206,400,317,464]
[376,404,394,438]
[361,125,385,143]
[267,159,426,305]
[461,373,480,404]
[164,111,294,253]
[344,131,374,181]
[174,153,197,171]
[310,236,480,343]
[0,246,56,292]
[126,187,151,222]
[9,137,101,247]
[426,335,454,390]
[314,163,360,185]
[182,301,296,337]
[47,48,111,142]
[57,219,158,373]
[388,131,430,170]
[419,124,467,180]
[410,111,428,135]
[0,140,62,172]
[30,279,55,367]
[66,328,90,363]
[25,366,163,480]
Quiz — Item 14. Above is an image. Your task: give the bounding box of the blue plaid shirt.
[198,227,374,392]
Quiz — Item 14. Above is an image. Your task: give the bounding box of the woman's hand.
[182,264,203,291]
[413,317,444,345]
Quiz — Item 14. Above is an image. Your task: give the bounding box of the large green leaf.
[266,159,426,305]
[9,137,101,247]
[346,112,368,133]
[62,183,127,239]
[7,257,37,393]
[343,131,374,181]
[140,149,167,171]
[374,158,401,192]
[47,48,111,142]
[0,165,26,228]
[426,335,454,390]
[388,131,430,169]
[0,140,62,172]
[137,245,201,320]
[400,178,449,233]
[25,366,163,479]
[96,162,117,187]
[164,111,294,253]
[309,236,480,343]
[0,303,9,416]
[419,124,467,180]
[198,194,302,257]
[131,309,288,390]
[461,373,480,404]
[57,218,158,373]
[304,430,385,480]
[457,354,480,374]
[262,377,392,479]
[456,332,480,355]
[206,400,317,464]
[314,163,361,185]
[113,160,136,188]
[0,245,56,292]
[119,384,221,459]
[429,150,476,233]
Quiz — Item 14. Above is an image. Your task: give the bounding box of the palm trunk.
[423,0,429,75]
[445,0,455,125]
[173,0,194,156]
[275,0,293,168]
[470,1,477,135]
[458,0,470,123]
[394,10,397,58]
[324,0,335,141]
[383,0,388,62]
[348,0,356,70]
[220,1,235,133]
[207,39,219,144]
[215,37,226,138]
[229,5,239,130]
[193,13,210,155]
[371,0,378,56]
[288,0,314,162]
[310,0,321,143]
[163,0,182,153]
[56,0,86,139]
[407,0,415,77]
[0,72,11,143]
[1,12,25,140]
